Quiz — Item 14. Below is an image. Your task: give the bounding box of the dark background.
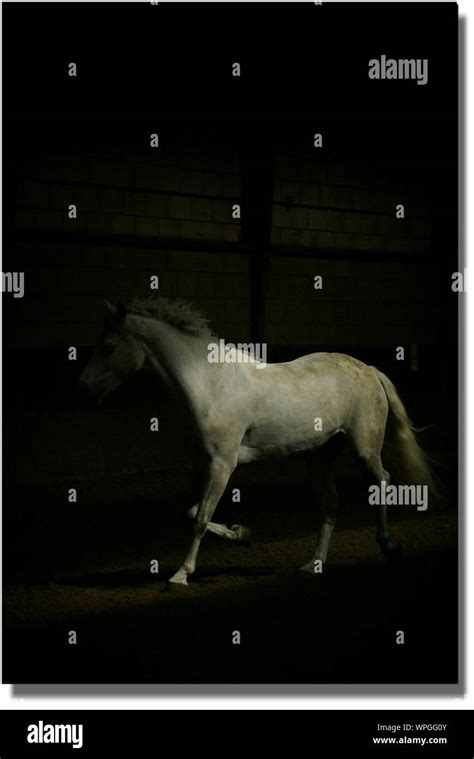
[3,3,459,685]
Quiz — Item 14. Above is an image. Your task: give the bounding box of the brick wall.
[265,256,439,346]
[271,155,432,254]
[10,146,439,349]
[11,145,251,346]
[15,148,241,244]
[266,153,438,346]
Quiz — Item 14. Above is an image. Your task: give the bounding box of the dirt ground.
[3,465,458,685]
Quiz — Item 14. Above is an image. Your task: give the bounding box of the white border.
[0,0,470,710]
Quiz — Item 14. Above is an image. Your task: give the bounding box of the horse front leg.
[186,505,251,543]
[169,455,236,586]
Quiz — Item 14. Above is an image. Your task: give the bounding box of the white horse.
[79,297,435,586]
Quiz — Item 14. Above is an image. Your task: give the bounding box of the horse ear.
[104,300,116,316]
[116,302,127,320]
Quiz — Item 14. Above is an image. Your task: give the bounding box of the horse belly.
[239,405,342,463]
[237,360,354,463]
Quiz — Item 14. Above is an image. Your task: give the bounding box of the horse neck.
[129,315,206,397]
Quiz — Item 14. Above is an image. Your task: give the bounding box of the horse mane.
[126,296,215,339]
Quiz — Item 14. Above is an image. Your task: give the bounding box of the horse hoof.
[231,525,252,545]
[166,579,189,592]
[299,562,320,576]
[387,542,403,562]
[378,538,402,562]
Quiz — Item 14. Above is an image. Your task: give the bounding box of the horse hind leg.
[349,391,401,559]
[356,443,400,559]
[187,505,251,544]
[365,454,401,558]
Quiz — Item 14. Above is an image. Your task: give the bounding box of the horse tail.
[372,368,440,500]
